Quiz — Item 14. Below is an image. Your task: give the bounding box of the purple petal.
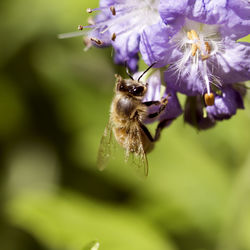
[159,0,250,39]
[188,0,228,24]
[227,0,250,19]
[159,0,187,27]
[140,20,182,67]
[213,39,250,83]
[113,32,140,72]
[159,90,183,121]
[220,8,250,39]
[206,86,245,120]
[143,70,162,102]
[165,61,208,96]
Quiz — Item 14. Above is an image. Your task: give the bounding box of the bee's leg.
[147,96,169,119]
[139,119,171,142]
[154,119,171,141]
[139,123,154,142]
[142,100,161,106]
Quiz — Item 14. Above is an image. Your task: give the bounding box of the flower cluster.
[62,0,250,130]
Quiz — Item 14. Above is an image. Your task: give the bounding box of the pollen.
[204,42,211,54]
[86,8,93,13]
[187,31,192,40]
[90,37,103,45]
[191,44,198,57]
[187,30,211,59]
[190,30,199,40]
[111,33,116,41]
[204,93,215,106]
[110,6,116,16]
[78,25,84,31]
[202,42,211,60]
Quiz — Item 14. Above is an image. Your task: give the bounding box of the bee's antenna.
[138,62,156,82]
[125,61,134,80]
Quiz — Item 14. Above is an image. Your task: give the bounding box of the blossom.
[60,0,162,72]
[140,0,250,99]
[61,0,249,131]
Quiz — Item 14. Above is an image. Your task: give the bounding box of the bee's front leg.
[146,96,169,119]
[139,119,170,143]
[142,100,161,106]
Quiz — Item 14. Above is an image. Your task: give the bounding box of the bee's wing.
[97,119,115,171]
[129,150,149,177]
[126,127,149,177]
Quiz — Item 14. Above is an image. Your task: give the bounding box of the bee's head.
[115,74,147,97]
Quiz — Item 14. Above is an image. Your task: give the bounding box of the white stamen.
[203,61,211,94]
[171,19,223,93]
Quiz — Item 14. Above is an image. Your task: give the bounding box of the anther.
[78,25,83,30]
[204,41,211,54]
[191,30,199,40]
[86,8,93,13]
[201,42,211,60]
[204,93,215,106]
[110,6,116,15]
[203,107,208,118]
[191,44,198,57]
[90,37,103,45]
[215,89,222,96]
[188,30,200,56]
[187,30,199,41]
[111,33,116,41]
[187,31,192,40]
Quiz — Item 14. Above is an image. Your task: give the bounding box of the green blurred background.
[0,0,250,250]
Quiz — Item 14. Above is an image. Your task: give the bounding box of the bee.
[97,64,169,176]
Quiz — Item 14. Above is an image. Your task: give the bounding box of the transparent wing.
[126,127,149,177]
[97,119,115,171]
[129,150,149,177]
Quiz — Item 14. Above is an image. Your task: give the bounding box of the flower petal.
[206,86,245,120]
[140,20,182,67]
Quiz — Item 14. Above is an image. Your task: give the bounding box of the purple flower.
[140,0,250,96]
[60,0,162,72]
[184,85,245,130]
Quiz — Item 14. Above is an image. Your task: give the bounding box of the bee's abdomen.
[113,127,139,153]
[113,127,128,147]
[113,126,152,154]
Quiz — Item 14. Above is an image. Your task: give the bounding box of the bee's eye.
[118,84,126,91]
[132,86,144,96]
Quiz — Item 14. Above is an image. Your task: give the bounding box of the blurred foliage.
[0,0,250,250]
